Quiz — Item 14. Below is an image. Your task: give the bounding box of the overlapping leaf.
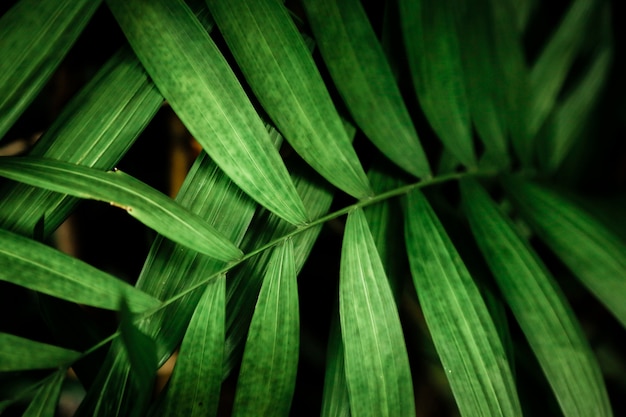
[22,370,66,417]
[0,157,242,261]
[232,240,299,417]
[0,0,101,139]
[301,0,430,178]
[206,0,372,198]
[0,48,163,238]
[399,0,475,168]
[0,333,80,371]
[320,314,351,417]
[107,0,308,225]
[340,208,415,417]
[403,190,521,417]
[504,177,626,329]
[461,179,612,417]
[0,228,159,312]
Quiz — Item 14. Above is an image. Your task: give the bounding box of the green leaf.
[538,46,612,173]
[301,0,431,178]
[232,239,299,417]
[119,299,159,417]
[403,189,521,417]
[0,228,159,312]
[205,0,372,198]
[0,0,101,139]
[529,0,599,137]
[504,177,626,329]
[0,333,80,371]
[157,276,225,417]
[22,370,65,417]
[461,178,612,417]
[0,156,242,262]
[107,0,308,225]
[0,48,163,237]
[399,0,475,168]
[320,314,351,417]
[340,208,415,417]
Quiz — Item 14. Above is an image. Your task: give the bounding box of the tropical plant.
[0,0,624,416]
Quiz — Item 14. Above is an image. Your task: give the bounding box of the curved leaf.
[399,0,475,168]
[0,0,101,139]
[206,0,373,198]
[232,239,299,417]
[0,156,243,262]
[403,190,521,417]
[0,333,80,371]
[107,0,308,225]
[340,208,415,417]
[0,47,163,237]
[157,276,225,417]
[0,228,159,312]
[504,177,626,329]
[461,179,612,417]
[301,0,431,178]
[22,370,66,417]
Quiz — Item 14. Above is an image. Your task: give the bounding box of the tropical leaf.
[504,177,626,329]
[301,0,431,178]
[320,314,351,417]
[461,178,612,417]
[0,227,159,312]
[206,0,373,198]
[399,0,475,168]
[0,0,101,139]
[22,370,65,417]
[0,157,242,261]
[0,48,163,238]
[340,208,415,417]
[155,276,225,417]
[0,333,80,371]
[107,0,308,225]
[231,239,299,417]
[404,189,521,417]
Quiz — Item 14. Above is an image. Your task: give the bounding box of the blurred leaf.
[0,333,80,371]
[0,0,101,139]
[22,370,65,417]
[302,0,431,178]
[119,299,158,417]
[320,314,351,417]
[156,276,225,417]
[399,0,475,168]
[207,0,373,199]
[538,46,612,173]
[107,0,308,225]
[461,179,612,417]
[232,239,299,417]
[0,228,159,311]
[0,48,163,237]
[529,0,598,137]
[0,157,242,261]
[340,208,415,417]
[504,177,626,329]
[403,189,521,417]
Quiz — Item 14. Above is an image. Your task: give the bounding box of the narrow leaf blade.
[340,208,415,417]
[0,228,159,312]
[0,157,242,261]
[504,177,626,329]
[403,190,521,417]
[302,0,431,178]
[22,370,66,417]
[461,179,612,417]
[232,239,299,417]
[107,0,308,224]
[0,0,101,139]
[0,333,80,371]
